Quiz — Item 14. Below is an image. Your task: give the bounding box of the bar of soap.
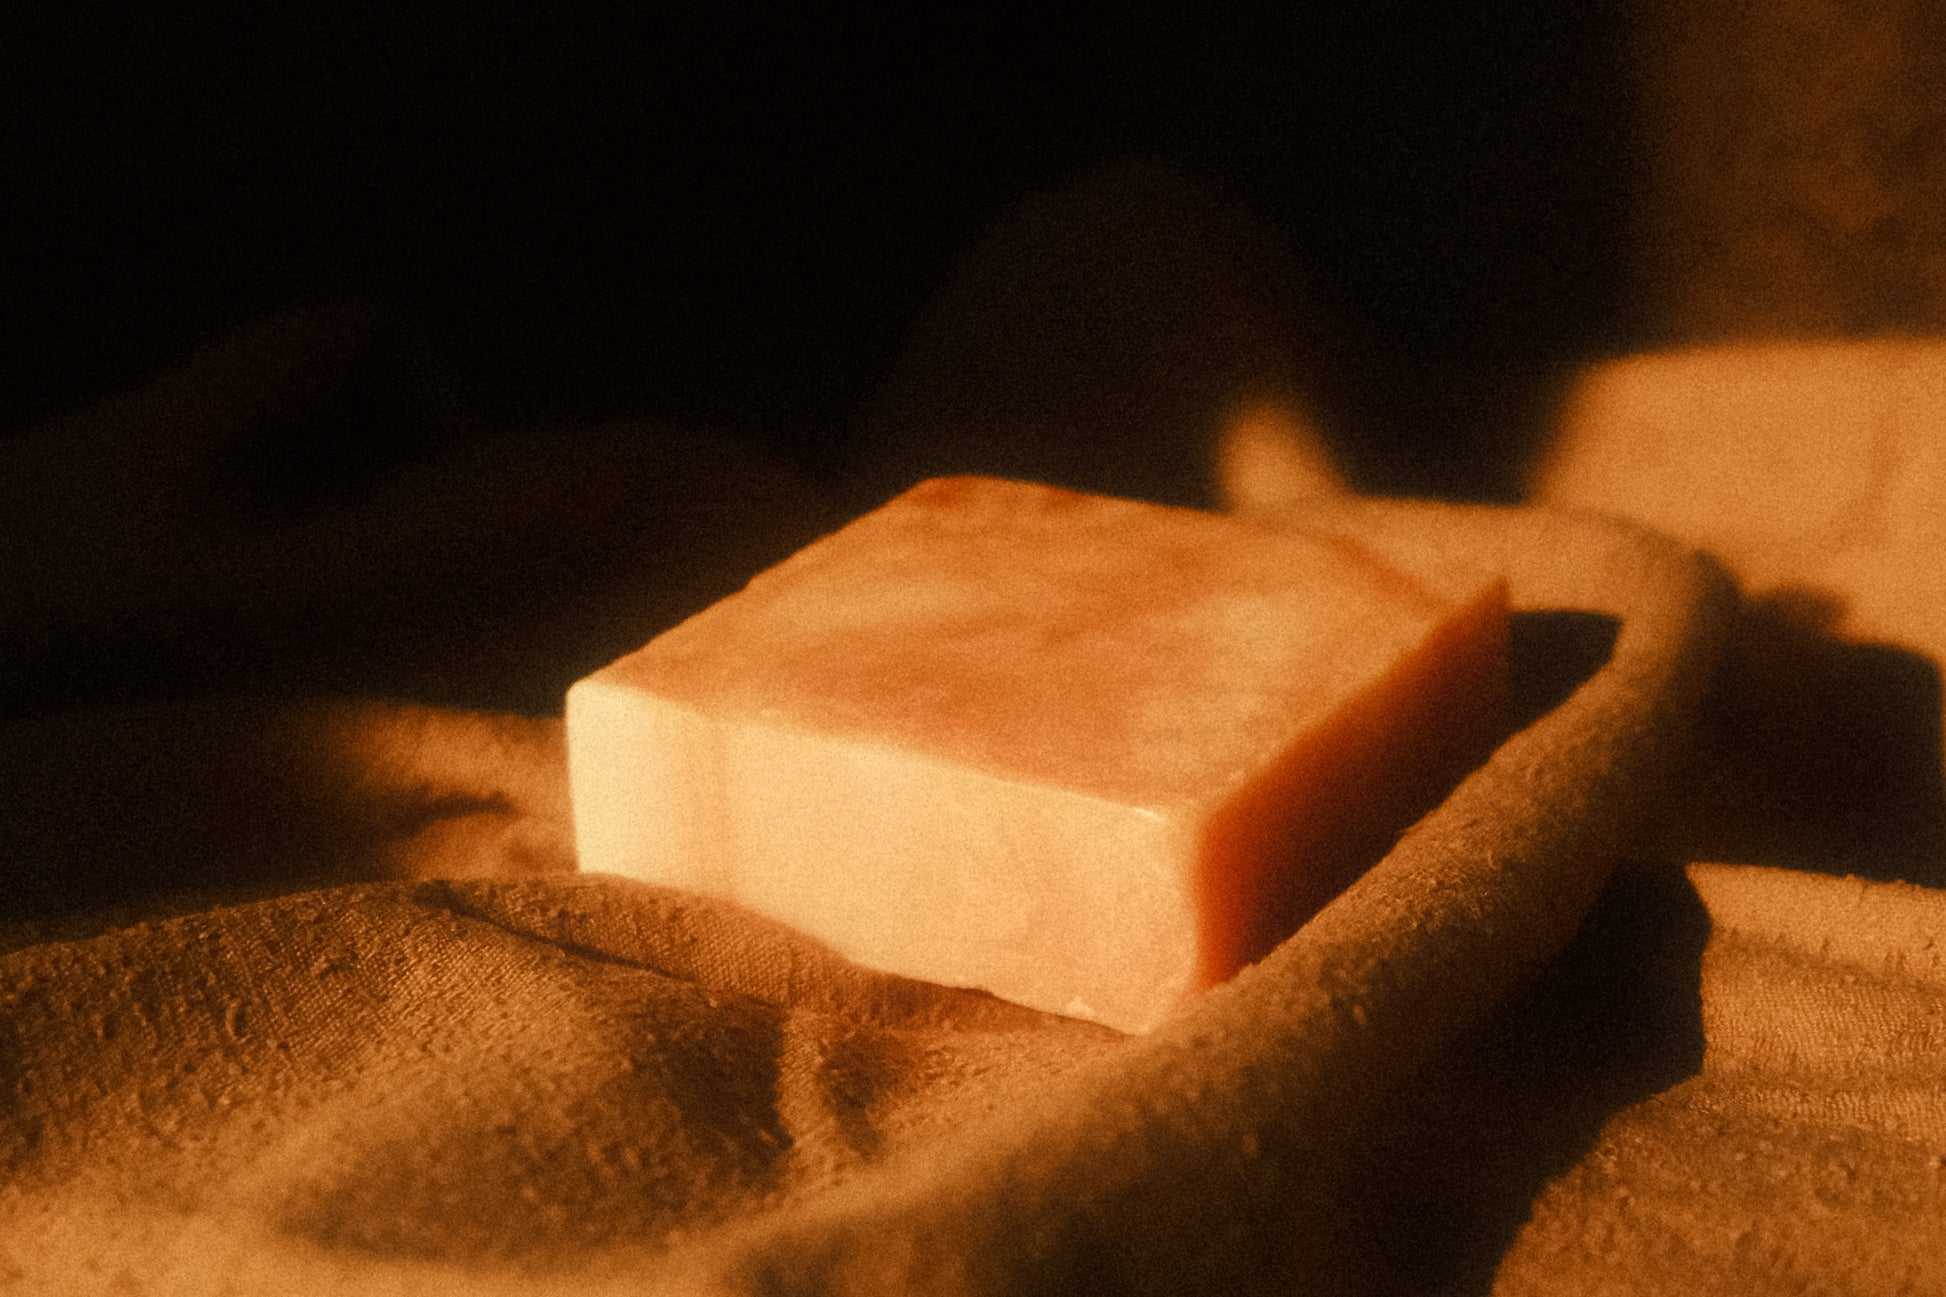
[567,477,1507,1032]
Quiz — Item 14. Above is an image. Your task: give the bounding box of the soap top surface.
[593,475,1470,810]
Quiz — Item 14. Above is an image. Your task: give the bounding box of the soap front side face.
[567,477,1507,1033]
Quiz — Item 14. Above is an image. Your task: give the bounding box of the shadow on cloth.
[1678,592,1946,887]
[0,700,575,944]
[1337,861,1712,1296]
[1300,606,1706,1296]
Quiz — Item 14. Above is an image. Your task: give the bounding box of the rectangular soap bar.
[567,476,1507,1032]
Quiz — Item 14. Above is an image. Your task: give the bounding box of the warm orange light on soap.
[566,476,1507,1032]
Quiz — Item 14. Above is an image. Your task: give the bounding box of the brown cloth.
[12,184,1946,1292]
[0,503,1728,1295]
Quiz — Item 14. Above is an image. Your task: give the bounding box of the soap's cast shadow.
[1503,608,1622,733]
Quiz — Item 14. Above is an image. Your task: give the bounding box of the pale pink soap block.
[566,477,1507,1032]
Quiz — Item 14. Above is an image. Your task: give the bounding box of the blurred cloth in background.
[2,4,1633,504]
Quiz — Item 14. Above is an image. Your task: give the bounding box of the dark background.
[5,2,1636,500]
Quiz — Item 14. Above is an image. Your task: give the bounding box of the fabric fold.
[0,499,1728,1295]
